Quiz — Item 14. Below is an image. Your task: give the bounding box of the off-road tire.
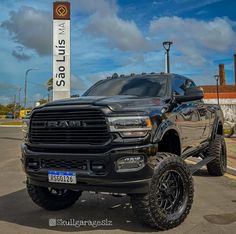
[206,134,227,176]
[27,181,82,210]
[130,152,193,230]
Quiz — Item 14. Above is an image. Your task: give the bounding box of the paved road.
[0,127,236,234]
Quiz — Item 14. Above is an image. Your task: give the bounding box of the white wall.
[204,99,236,122]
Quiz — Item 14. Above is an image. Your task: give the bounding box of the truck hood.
[42,95,166,113]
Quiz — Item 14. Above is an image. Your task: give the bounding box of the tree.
[38,99,48,105]
[47,78,53,92]
[0,104,9,115]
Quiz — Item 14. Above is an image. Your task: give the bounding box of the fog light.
[27,159,39,169]
[116,156,145,172]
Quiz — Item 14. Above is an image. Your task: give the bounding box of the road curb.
[227,166,236,176]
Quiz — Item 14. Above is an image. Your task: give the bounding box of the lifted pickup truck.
[21,73,226,230]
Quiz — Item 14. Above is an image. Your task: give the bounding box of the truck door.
[196,101,211,143]
[171,78,201,152]
[173,102,201,151]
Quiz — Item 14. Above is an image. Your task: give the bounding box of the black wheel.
[27,181,82,210]
[131,152,193,230]
[206,134,227,176]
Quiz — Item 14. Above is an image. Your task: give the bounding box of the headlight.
[22,118,30,139]
[108,116,152,138]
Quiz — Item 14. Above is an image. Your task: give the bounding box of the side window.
[185,79,196,88]
[172,78,196,95]
[171,78,185,95]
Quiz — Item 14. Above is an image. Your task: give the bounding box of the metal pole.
[24,71,27,111]
[18,88,21,107]
[166,49,170,73]
[214,75,220,105]
[234,54,236,86]
[163,41,173,74]
[164,52,167,73]
[13,94,16,119]
[24,68,39,112]
[216,78,219,105]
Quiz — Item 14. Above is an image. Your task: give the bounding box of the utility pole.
[214,75,220,105]
[163,41,173,73]
[13,94,16,119]
[24,68,39,113]
[18,88,21,107]
[234,54,236,86]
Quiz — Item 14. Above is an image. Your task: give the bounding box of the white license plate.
[48,171,76,184]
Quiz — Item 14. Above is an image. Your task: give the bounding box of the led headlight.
[116,156,145,172]
[22,118,30,139]
[108,116,152,137]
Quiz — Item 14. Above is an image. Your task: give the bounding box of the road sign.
[53,1,71,100]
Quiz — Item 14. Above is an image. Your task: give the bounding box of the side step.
[189,156,216,174]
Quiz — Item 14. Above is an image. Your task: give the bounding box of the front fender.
[211,116,223,140]
[152,119,182,144]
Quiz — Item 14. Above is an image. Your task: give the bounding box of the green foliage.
[47,78,53,91]
[0,103,21,115]
[38,99,48,105]
[0,104,11,115]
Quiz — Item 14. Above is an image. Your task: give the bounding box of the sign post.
[53,1,71,100]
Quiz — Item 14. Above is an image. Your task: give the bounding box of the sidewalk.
[225,137,236,169]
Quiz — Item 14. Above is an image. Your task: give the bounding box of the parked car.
[5,112,14,119]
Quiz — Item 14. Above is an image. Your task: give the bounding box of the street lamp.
[24,68,39,111]
[18,87,21,107]
[214,75,220,105]
[163,41,173,73]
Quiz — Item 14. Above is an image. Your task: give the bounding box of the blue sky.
[0,0,236,105]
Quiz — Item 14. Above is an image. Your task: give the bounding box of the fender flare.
[152,119,182,149]
[211,117,223,140]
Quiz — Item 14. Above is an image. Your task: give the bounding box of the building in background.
[202,54,236,122]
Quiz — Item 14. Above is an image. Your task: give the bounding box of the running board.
[190,156,216,174]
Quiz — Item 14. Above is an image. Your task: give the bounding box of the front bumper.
[21,143,157,194]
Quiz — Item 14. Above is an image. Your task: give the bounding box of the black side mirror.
[174,87,204,103]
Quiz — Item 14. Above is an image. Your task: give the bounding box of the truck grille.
[41,158,88,170]
[30,109,110,145]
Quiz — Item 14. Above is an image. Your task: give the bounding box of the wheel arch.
[211,118,224,139]
[157,128,182,156]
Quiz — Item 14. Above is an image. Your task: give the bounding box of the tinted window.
[172,78,196,95]
[84,77,167,97]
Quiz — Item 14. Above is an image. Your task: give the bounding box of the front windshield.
[83,76,167,97]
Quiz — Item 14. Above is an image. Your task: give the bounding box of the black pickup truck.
[21,73,226,230]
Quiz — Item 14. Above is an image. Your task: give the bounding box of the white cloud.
[87,14,149,52]
[77,0,149,52]
[1,6,51,56]
[76,0,118,15]
[149,17,236,66]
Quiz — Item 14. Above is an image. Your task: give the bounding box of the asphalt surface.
[0,127,236,234]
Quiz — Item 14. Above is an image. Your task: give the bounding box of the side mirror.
[174,87,204,103]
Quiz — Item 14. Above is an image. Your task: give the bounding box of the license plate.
[48,171,76,184]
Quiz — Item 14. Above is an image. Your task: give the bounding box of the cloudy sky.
[0,0,235,105]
